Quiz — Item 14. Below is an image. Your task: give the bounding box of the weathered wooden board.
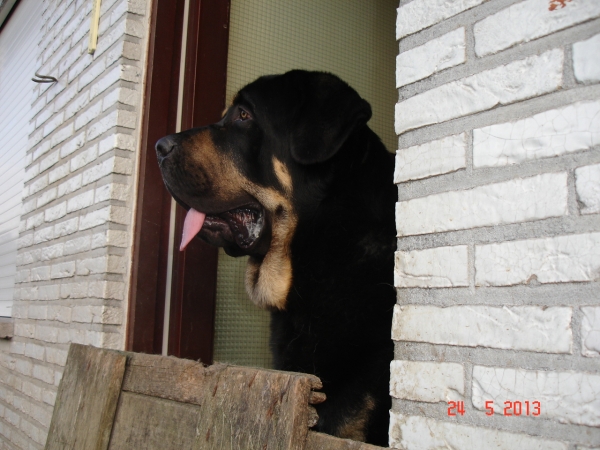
[46,345,386,449]
[108,392,206,449]
[119,352,323,450]
[45,344,127,450]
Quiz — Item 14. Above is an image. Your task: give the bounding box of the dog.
[156,70,397,445]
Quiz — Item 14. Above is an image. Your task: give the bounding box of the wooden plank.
[305,431,386,450]
[45,344,127,450]
[120,352,323,450]
[108,392,205,449]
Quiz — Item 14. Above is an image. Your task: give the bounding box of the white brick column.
[0,0,151,448]
[392,0,600,448]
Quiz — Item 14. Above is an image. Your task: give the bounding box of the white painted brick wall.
[475,233,600,286]
[389,413,568,450]
[472,366,600,426]
[0,0,150,448]
[390,360,464,402]
[394,133,466,182]
[392,305,572,352]
[473,100,600,168]
[395,49,564,134]
[396,173,568,236]
[396,28,465,87]
[474,0,600,57]
[393,0,600,446]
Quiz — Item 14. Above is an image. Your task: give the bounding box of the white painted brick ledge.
[576,164,600,215]
[389,413,568,450]
[395,49,564,135]
[392,305,572,353]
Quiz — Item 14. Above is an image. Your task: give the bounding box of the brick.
[581,307,600,357]
[474,101,600,168]
[54,217,79,237]
[396,0,485,39]
[30,266,51,282]
[394,245,468,288]
[66,189,95,213]
[82,156,133,185]
[396,173,568,236]
[60,282,89,299]
[575,163,600,215]
[573,33,600,83]
[50,261,76,279]
[36,187,57,208]
[48,163,70,184]
[395,133,466,183]
[40,152,60,172]
[74,100,103,130]
[33,226,55,244]
[48,305,72,324]
[71,145,98,172]
[473,366,600,427]
[395,49,563,134]
[58,173,83,197]
[397,28,465,87]
[95,182,130,202]
[80,254,125,275]
[99,133,136,154]
[392,305,572,353]
[59,132,85,158]
[45,347,68,366]
[40,244,65,262]
[475,232,600,286]
[390,360,463,402]
[24,343,45,361]
[50,123,76,150]
[475,0,600,57]
[44,202,67,222]
[389,413,567,450]
[63,235,92,255]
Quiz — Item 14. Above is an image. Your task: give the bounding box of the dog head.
[156,70,372,309]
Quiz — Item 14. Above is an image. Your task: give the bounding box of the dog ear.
[290,73,372,165]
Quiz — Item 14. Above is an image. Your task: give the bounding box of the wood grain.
[45,344,126,450]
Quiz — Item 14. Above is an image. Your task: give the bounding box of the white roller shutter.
[0,0,43,317]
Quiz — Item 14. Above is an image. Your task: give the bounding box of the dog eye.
[236,107,251,122]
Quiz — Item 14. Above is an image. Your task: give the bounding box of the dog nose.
[155,136,177,158]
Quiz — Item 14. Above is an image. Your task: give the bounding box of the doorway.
[129,0,397,367]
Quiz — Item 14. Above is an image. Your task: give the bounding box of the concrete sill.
[0,317,14,339]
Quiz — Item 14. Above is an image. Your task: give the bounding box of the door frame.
[127,0,231,363]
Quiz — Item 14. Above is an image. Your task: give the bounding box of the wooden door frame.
[127,0,231,363]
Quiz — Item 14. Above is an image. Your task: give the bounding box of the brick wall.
[391,0,600,448]
[0,0,150,448]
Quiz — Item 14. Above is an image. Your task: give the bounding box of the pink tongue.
[180,208,206,251]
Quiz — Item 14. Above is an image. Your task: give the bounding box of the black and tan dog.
[156,70,396,446]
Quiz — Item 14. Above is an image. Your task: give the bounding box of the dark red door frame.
[128,0,231,363]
